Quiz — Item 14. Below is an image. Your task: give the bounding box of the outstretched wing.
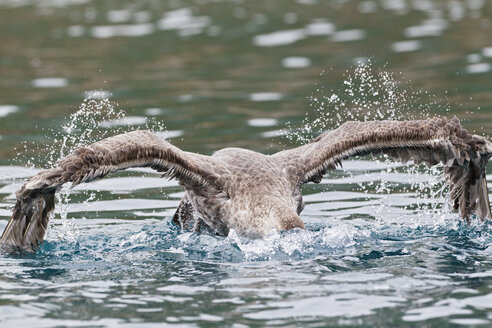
[275,117,492,222]
[0,130,223,252]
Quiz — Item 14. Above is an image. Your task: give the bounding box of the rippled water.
[1,0,492,327]
[1,160,492,327]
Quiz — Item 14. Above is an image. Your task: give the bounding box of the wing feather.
[0,130,223,252]
[276,117,492,222]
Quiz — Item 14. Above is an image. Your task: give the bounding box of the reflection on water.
[1,0,492,327]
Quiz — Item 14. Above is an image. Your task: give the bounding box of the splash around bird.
[1,117,491,252]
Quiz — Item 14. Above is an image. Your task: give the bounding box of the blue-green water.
[1,162,492,327]
[1,0,492,327]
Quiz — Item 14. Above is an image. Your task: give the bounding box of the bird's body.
[175,148,306,237]
[1,117,491,252]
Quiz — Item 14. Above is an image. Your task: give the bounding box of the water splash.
[286,60,451,143]
[36,216,492,264]
[56,96,124,162]
[284,61,456,227]
[25,91,171,244]
[5,67,482,260]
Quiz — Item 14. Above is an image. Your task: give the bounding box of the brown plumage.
[1,117,491,252]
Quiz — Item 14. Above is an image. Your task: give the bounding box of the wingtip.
[0,191,55,253]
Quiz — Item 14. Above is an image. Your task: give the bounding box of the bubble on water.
[160,214,483,262]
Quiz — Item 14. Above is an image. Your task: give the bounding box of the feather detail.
[0,130,223,252]
[276,117,492,222]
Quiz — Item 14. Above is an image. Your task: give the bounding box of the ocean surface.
[1,0,492,327]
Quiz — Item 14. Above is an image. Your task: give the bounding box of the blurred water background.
[1,0,492,327]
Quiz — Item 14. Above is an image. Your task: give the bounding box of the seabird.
[1,117,491,252]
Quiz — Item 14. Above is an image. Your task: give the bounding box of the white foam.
[253,29,306,47]
[0,105,19,118]
[31,77,68,88]
[331,29,365,42]
[249,92,283,102]
[91,23,154,38]
[391,40,421,52]
[465,63,491,74]
[100,116,147,128]
[247,118,278,127]
[281,56,311,68]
